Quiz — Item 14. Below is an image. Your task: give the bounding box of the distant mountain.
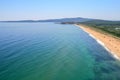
[37,17,94,22]
[0,17,95,23]
[0,17,119,23]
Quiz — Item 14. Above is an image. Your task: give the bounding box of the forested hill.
[78,20,120,37]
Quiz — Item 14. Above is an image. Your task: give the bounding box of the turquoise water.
[0,23,120,80]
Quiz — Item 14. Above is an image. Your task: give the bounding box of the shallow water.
[0,23,120,80]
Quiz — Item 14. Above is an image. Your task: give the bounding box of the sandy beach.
[76,24,120,60]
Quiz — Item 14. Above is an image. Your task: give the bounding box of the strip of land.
[76,24,120,60]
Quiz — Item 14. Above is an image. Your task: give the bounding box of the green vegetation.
[79,20,120,37]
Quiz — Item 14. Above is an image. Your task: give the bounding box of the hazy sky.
[0,0,120,21]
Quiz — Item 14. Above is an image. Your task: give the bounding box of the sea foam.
[76,25,120,60]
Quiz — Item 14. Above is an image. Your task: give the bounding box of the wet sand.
[76,24,120,60]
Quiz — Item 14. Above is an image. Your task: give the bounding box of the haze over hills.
[37,17,94,22]
[0,17,97,23]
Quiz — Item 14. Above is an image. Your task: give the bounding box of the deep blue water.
[0,22,120,80]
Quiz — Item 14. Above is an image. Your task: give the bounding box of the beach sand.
[76,24,120,60]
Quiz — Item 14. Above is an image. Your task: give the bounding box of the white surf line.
[74,24,120,60]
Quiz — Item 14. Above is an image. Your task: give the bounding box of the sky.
[0,0,120,21]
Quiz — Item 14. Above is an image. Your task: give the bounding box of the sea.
[0,22,120,80]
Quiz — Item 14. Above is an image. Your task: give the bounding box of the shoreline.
[75,24,120,60]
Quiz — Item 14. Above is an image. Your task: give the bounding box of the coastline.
[75,24,120,60]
